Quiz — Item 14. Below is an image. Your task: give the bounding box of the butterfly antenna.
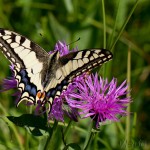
[66,37,80,47]
[39,33,54,50]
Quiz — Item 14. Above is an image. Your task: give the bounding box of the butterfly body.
[0,29,113,111]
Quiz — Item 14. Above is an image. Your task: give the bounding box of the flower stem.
[108,0,121,49]
[110,0,140,51]
[132,112,137,139]
[64,119,72,140]
[44,120,58,150]
[125,47,131,149]
[84,132,93,150]
[83,122,94,150]
[101,0,107,77]
[101,0,106,49]
[98,137,112,150]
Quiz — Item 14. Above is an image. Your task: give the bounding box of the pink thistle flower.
[65,74,131,128]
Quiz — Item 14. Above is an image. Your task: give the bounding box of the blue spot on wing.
[22,78,28,84]
[57,85,62,91]
[25,85,31,91]
[20,70,26,78]
[30,87,37,97]
[18,69,38,98]
[46,89,56,98]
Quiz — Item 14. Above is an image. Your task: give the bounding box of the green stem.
[98,138,112,150]
[125,47,131,150]
[83,132,94,150]
[83,122,94,150]
[64,120,72,140]
[101,0,106,49]
[44,120,58,150]
[98,137,112,150]
[132,112,137,139]
[108,0,120,49]
[101,0,107,77]
[110,0,140,51]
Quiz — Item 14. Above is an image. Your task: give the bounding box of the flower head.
[0,65,20,104]
[0,65,17,91]
[65,73,131,128]
[49,41,77,56]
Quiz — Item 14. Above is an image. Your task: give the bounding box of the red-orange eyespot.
[37,91,42,99]
[41,92,46,99]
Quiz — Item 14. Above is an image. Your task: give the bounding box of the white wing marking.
[15,36,21,43]
[10,42,19,48]
[72,60,78,70]
[78,59,84,67]
[24,51,36,60]
[74,51,82,59]
[95,49,101,53]
[56,69,63,80]
[103,58,107,61]
[16,63,21,68]
[2,35,11,40]
[90,56,94,61]
[18,49,30,59]
[14,46,24,53]
[108,55,112,58]
[64,61,71,75]
[85,51,90,55]
[4,30,11,35]
[93,53,98,58]
[7,39,12,43]
[83,57,89,63]
[98,60,102,63]
[22,39,31,49]
[100,54,105,57]
[6,52,11,57]
[18,83,25,90]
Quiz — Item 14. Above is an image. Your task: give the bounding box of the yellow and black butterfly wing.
[0,29,49,105]
[45,49,113,103]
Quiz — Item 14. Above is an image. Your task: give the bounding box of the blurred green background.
[0,0,150,150]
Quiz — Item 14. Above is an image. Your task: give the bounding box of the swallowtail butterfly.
[0,29,113,111]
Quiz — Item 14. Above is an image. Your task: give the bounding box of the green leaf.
[7,114,50,136]
[29,127,43,136]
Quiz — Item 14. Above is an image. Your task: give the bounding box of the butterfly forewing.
[0,29,49,69]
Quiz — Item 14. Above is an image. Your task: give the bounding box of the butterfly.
[0,28,113,112]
